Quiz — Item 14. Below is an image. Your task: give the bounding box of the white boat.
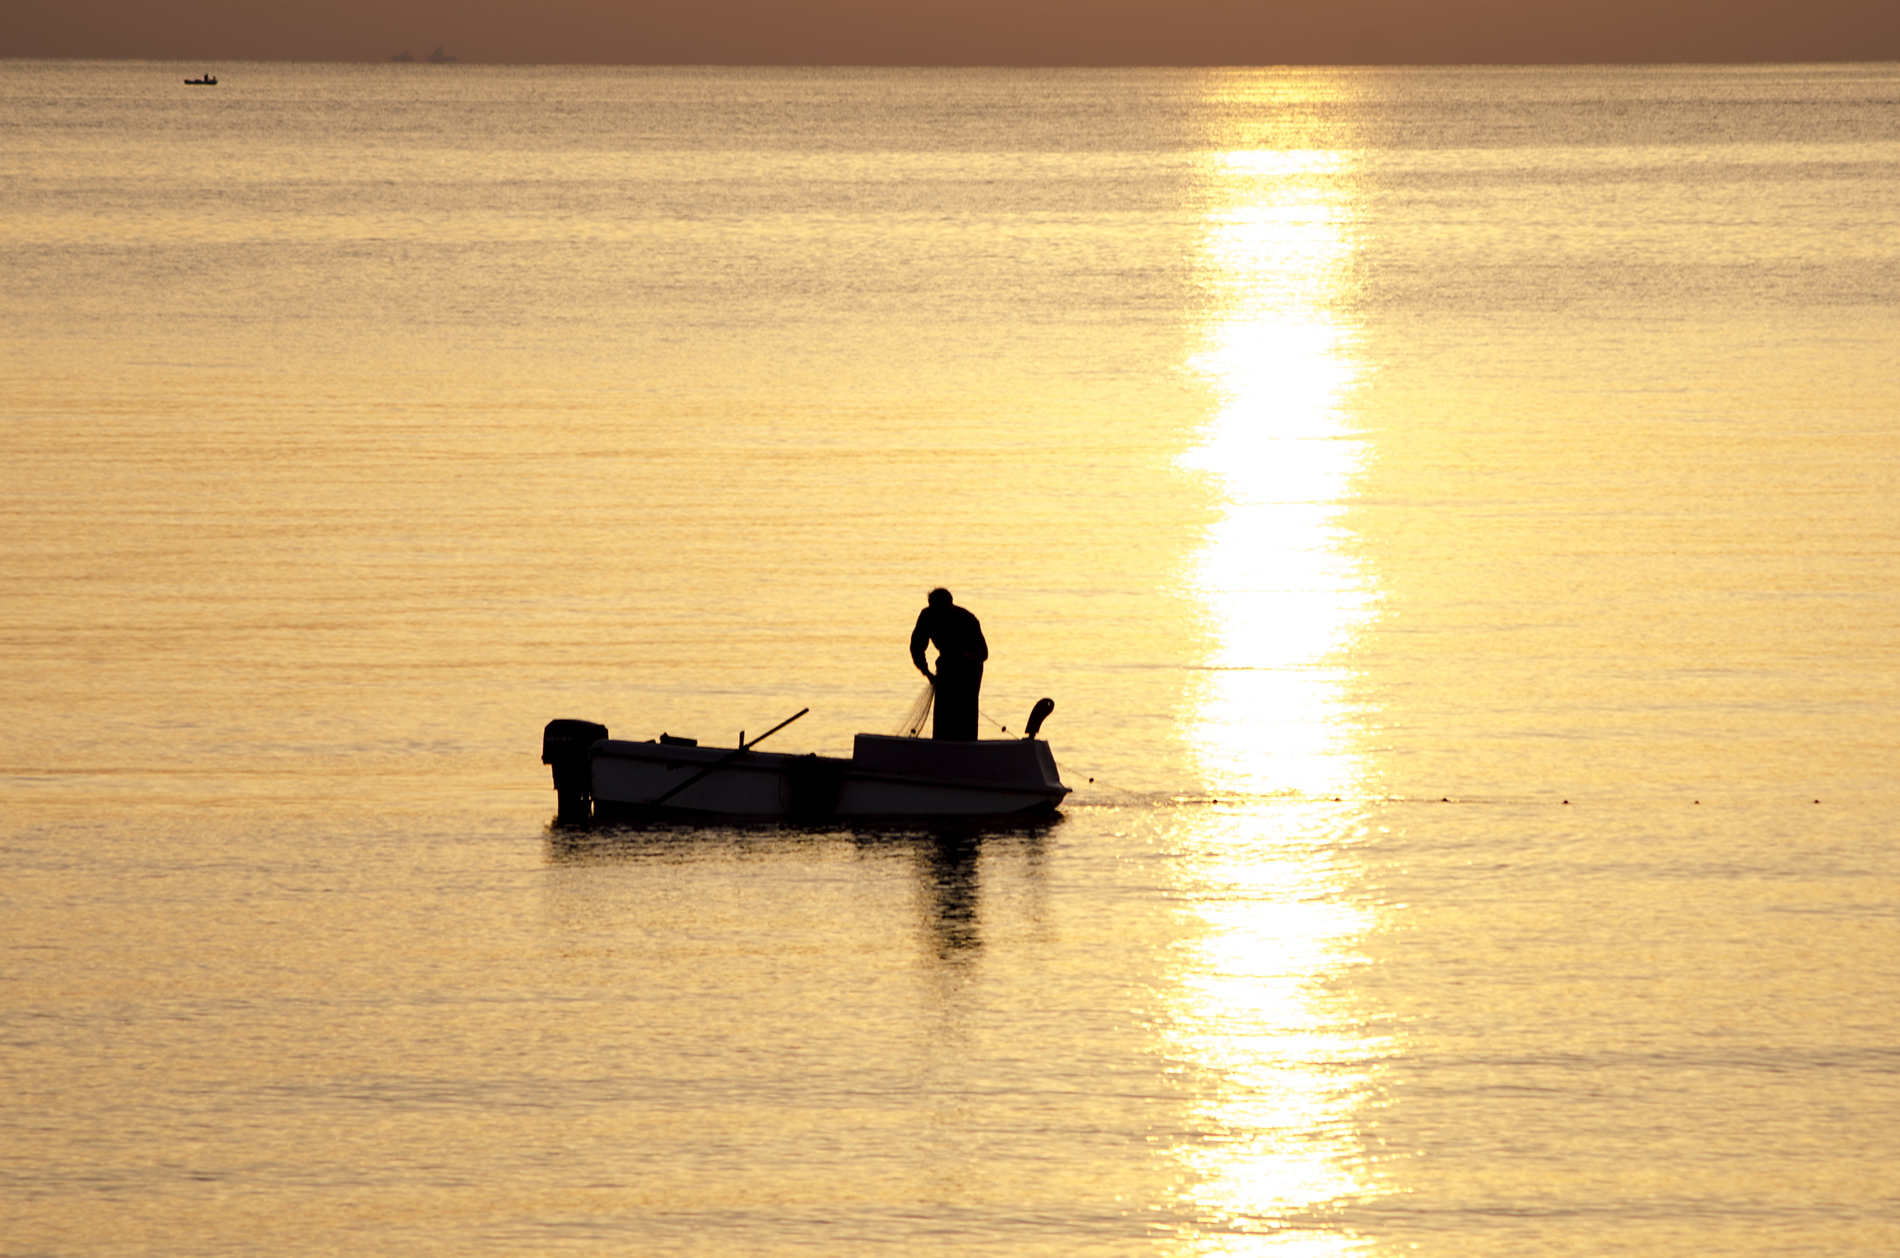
[541,707,1069,823]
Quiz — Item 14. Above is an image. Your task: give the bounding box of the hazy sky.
[6,0,1898,64]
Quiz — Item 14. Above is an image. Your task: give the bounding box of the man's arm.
[910,610,934,676]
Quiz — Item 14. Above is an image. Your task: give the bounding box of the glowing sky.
[6,0,1897,64]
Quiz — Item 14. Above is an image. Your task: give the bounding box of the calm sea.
[4,60,1898,1256]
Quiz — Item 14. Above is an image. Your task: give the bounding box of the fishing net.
[894,681,934,738]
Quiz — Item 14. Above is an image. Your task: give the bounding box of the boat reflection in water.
[1163,77,1390,1248]
[545,815,1058,978]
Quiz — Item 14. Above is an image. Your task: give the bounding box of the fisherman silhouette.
[910,588,988,741]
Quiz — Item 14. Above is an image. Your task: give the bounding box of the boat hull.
[586,733,1069,821]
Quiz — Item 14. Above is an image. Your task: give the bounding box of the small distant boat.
[542,702,1069,824]
[184,74,217,85]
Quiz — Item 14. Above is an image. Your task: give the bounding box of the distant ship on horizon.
[391,47,457,63]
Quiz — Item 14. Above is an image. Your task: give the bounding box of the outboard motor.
[542,719,608,823]
[1024,698,1055,738]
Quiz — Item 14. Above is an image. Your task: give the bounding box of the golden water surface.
[3,62,1898,1255]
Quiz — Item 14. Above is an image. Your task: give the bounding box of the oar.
[648,708,809,809]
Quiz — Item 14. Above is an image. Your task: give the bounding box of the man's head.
[927,587,953,608]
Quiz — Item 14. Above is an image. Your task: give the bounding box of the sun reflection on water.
[1166,127,1386,1253]
[1181,147,1374,801]
[1165,809,1383,1255]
